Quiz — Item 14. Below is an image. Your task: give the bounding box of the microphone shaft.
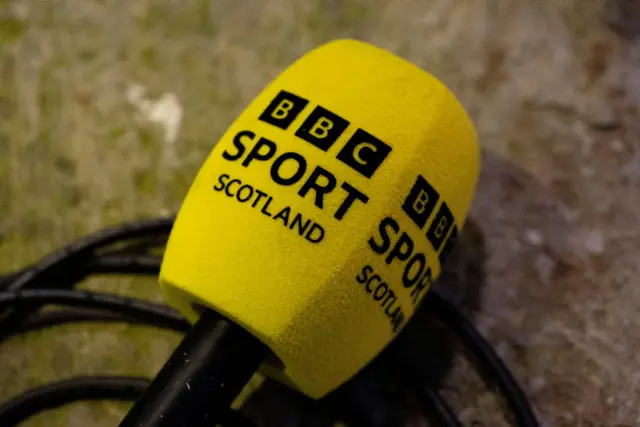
[119,309,268,427]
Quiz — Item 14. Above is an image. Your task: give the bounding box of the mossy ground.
[1,1,640,426]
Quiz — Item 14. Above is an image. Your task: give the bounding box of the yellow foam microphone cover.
[160,39,480,398]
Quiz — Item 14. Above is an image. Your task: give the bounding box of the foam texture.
[159,39,480,398]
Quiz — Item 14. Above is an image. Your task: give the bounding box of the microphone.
[119,38,480,427]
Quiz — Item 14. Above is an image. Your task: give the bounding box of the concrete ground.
[1,0,639,426]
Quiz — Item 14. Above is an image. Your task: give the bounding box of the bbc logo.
[402,175,458,264]
[258,90,392,179]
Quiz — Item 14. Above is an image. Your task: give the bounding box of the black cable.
[413,384,464,427]
[390,356,463,427]
[0,255,162,293]
[89,254,162,275]
[0,253,161,341]
[102,234,169,257]
[0,376,149,427]
[5,217,172,291]
[0,289,190,339]
[0,273,18,288]
[427,291,539,427]
[10,308,152,337]
[119,310,269,427]
[387,338,464,427]
[0,376,258,427]
[0,217,174,330]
